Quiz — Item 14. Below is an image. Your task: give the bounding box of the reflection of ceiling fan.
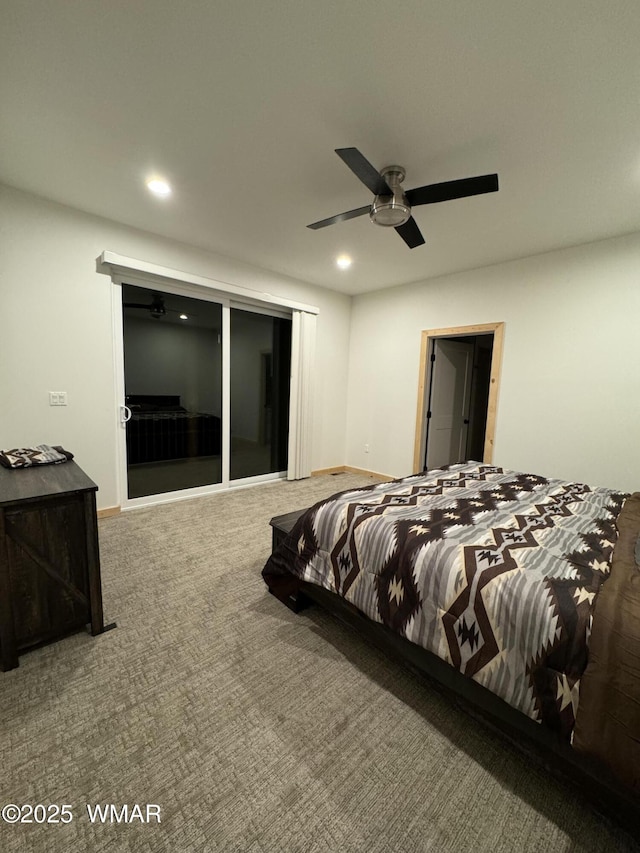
[124,293,179,320]
[308,147,499,248]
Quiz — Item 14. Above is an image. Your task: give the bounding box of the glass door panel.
[122,284,222,498]
[230,308,292,480]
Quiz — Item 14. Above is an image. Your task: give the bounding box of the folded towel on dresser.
[0,445,74,469]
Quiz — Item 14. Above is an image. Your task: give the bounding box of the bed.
[262,462,640,827]
[125,394,221,465]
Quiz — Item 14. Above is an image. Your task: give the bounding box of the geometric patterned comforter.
[263,463,628,739]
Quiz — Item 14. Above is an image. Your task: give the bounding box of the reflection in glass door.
[230,309,292,480]
[122,284,222,499]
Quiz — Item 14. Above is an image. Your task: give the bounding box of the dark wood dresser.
[0,461,106,671]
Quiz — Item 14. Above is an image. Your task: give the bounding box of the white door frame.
[101,252,319,510]
[413,322,505,473]
[111,274,290,510]
[112,275,233,510]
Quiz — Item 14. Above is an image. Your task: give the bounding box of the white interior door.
[426,339,474,469]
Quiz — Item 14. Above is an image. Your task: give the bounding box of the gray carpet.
[0,473,638,852]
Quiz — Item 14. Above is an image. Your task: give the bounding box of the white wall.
[0,185,352,508]
[346,233,640,493]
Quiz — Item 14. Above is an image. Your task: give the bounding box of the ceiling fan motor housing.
[150,295,167,319]
[370,166,411,227]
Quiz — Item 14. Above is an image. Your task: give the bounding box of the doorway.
[413,322,504,473]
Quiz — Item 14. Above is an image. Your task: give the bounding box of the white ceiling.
[2,1,640,296]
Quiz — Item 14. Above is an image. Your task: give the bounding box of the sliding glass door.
[122,284,223,499]
[121,284,291,502]
[230,308,291,480]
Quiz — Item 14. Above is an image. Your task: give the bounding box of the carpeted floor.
[1,473,638,852]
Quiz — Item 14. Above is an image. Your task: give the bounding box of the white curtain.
[287,310,316,480]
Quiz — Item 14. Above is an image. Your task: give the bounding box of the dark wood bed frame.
[268,509,640,839]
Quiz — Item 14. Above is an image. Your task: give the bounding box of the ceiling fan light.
[370,194,411,227]
[369,166,410,227]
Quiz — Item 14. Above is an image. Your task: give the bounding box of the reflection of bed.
[126,394,221,465]
[263,462,640,827]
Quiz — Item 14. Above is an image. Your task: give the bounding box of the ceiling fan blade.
[395,217,425,249]
[123,302,152,309]
[307,205,371,230]
[335,148,391,196]
[406,174,499,207]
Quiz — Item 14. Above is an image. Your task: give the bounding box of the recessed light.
[146,177,172,197]
[336,254,352,270]
[179,314,188,320]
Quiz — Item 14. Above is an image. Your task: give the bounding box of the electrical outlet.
[49,391,68,406]
[364,443,370,453]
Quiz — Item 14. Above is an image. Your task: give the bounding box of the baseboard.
[97,506,121,519]
[311,465,395,482]
[342,465,395,482]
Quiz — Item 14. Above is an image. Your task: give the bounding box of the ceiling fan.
[307,147,499,249]
[123,292,181,320]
